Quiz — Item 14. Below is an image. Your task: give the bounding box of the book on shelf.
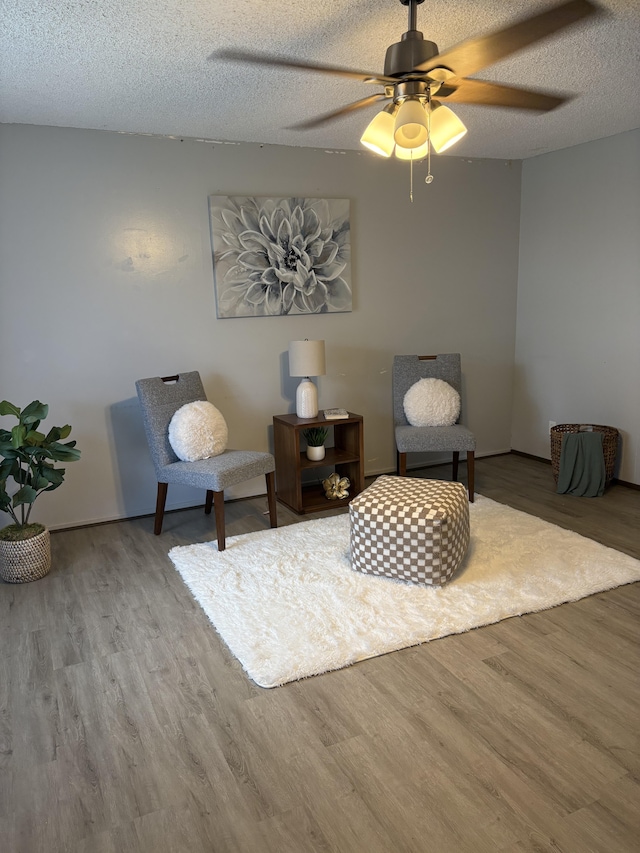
[324,408,349,420]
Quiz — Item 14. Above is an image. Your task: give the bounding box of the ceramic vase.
[306,444,326,461]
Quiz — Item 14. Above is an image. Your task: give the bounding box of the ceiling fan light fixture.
[393,97,428,149]
[360,104,397,157]
[217,0,602,197]
[429,101,467,153]
[394,140,429,160]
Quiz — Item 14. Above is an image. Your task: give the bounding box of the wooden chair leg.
[154,482,168,535]
[467,451,475,502]
[266,471,277,529]
[204,490,213,515]
[397,451,407,476]
[452,451,459,481]
[213,491,226,551]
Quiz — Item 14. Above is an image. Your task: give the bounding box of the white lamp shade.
[288,339,326,377]
[360,108,396,157]
[394,99,428,149]
[429,103,467,153]
[394,140,429,160]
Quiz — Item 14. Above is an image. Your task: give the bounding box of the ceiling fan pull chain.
[410,150,414,202]
[426,100,434,184]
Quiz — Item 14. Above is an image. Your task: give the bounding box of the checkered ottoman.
[349,476,470,585]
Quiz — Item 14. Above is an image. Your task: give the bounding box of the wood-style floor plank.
[1,453,639,852]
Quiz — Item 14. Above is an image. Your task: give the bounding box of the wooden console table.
[273,412,364,514]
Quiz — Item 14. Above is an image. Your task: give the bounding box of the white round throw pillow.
[168,400,228,462]
[403,378,460,427]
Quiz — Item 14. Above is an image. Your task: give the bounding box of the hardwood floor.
[1,453,639,852]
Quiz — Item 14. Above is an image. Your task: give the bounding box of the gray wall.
[0,124,521,529]
[512,129,640,484]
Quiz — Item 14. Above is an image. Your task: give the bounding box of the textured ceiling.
[1,0,639,159]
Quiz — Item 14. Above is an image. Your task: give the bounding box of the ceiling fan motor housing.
[384,30,439,78]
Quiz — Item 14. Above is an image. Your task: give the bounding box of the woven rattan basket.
[550,424,619,486]
[0,527,51,583]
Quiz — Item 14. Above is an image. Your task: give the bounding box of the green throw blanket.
[557,431,605,497]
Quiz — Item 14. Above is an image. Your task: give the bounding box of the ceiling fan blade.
[212,49,396,86]
[439,78,568,111]
[415,0,603,78]
[286,94,388,130]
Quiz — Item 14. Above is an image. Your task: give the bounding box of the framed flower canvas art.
[208,196,352,318]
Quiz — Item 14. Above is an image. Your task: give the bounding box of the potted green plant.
[302,426,329,461]
[0,400,81,583]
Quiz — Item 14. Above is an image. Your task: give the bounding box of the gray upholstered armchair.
[393,354,475,501]
[135,371,277,549]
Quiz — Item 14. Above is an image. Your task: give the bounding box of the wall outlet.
[549,420,556,431]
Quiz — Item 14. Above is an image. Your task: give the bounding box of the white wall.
[512,129,640,484]
[0,124,521,529]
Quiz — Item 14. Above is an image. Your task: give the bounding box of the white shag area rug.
[169,495,640,688]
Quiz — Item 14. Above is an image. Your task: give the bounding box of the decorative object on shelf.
[209,196,352,318]
[322,472,351,500]
[0,400,81,583]
[302,427,328,461]
[324,408,349,420]
[289,339,326,418]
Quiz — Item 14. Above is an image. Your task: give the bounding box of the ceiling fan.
[213,0,602,192]
[214,0,601,126]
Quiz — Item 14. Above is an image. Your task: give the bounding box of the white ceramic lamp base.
[296,377,319,419]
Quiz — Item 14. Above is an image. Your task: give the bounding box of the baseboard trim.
[511,449,550,464]
[49,449,639,533]
[617,478,640,490]
[49,492,265,534]
[510,449,639,490]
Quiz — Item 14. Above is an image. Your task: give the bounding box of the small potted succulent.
[0,400,81,583]
[302,426,329,461]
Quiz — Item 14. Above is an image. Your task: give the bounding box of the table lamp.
[289,339,326,418]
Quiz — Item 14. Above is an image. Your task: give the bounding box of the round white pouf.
[403,378,460,427]
[168,400,228,461]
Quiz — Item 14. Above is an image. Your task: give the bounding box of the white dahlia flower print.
[209,196,352,318]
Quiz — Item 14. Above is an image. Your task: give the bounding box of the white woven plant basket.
[0,528,51,583]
